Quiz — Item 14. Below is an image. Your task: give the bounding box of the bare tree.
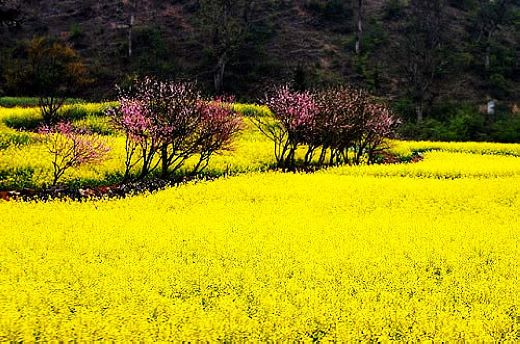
[196,0,262,94]
[474,0,514,72]
[39,122,110,186]
[400,0,449,123]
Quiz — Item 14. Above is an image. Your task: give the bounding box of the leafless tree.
[196,0,267,94]
[400,0,449,122]
[474,0,514,71]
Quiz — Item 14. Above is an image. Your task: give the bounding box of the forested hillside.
[1,0,520,140]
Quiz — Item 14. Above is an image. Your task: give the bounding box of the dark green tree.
[399,0,449,123]
[5,37,91,123]
[195,0,271,94]
[473,0,516,72]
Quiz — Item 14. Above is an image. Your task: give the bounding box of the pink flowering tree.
[252,85,319,170]
[192,101,243,174]
[314,86,400,165]
[110,99,156,180]
[255,85,400,169]
[39,122,110,186]
[110,77,243,180]
[313,86,365,165]
[355,102,401,164]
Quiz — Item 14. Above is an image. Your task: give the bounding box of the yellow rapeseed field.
[0,108,275,188]
[1,105,520,341]
[1,151,520,341]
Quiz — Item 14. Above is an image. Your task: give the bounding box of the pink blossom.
[38,121,110,185]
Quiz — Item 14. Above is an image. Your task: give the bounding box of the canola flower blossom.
[1,104,520,340]
[3,104,520,188]
[1,170,520,341]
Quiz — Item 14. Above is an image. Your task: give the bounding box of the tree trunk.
[40,96,65,124]
[416,103,424,123]
[484,44,491,72]
[304,147,315,166]
[128,14,135,58]
[284,146,296,171]
[214,52,228,94]
[161,144,168,178]
[318,147,327,165]
[329,149,336,166]
[140,163,149,180]
[355,0,363,54]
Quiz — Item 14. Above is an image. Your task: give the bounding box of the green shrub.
[4,37,91,124]
[59,105,89,121]
[0,97,84,108]
[0,167,36,191]
[3,110,42,131]
[233,103,272,117]
[0,132,34,150]
[392,98,415,122]
[74,115,115,136]
[489,74,511,99]
[398,105,489,142]
[490,117,520,143]
[58,103,115,121]
[400,109,520,143]
[3,103,115,131]
[0,97,41,108]
[446,109,487,141]
[69,23,83,42]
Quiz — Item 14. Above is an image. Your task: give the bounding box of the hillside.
[1,0,520,125]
